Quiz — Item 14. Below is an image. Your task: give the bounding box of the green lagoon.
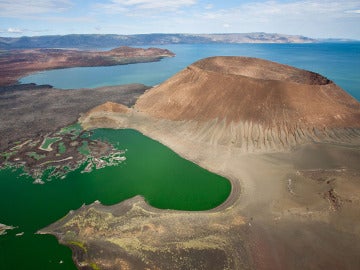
[0,129,231,269]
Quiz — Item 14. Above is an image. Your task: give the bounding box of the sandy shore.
[37,108,360,269]
[80,108,360,213]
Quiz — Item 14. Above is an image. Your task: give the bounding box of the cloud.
[345,9,360,14]
[157,0,360,38]
[0,0,358,38]
[7,27,23,33]
[96,0,197,14]
[38,16,93,23]
[0,27,24,34]
[199,0,360,24]
[205,4,213,10]
[0,0,73,17]
[0,27,50,35]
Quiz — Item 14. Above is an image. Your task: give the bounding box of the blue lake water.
[20,43,360,100]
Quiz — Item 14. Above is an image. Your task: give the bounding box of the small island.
[0,223,15,236]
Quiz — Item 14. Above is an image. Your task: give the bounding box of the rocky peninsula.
[0,83,150,151]
[41,57,360,269]
[0,46,174,86]
[0,83,151,181]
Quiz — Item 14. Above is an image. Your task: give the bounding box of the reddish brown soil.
[0,46,174,86]
[136,57,360,128]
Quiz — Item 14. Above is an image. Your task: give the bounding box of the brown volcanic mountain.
[136,56,359,126]
[132,57,360,151]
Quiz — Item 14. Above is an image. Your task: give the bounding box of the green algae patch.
[81,131,91,139]
[1,151,17,160]
[58,142,66,154]
[10,140,32,151]
[89,263,100,270]
[39,137,62,151]
[26,152,46,160]
[69,241,87,253]
[78,141,90,156]
[58,123,82,136]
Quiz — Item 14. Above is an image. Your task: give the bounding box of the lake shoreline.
[2,43,360,269]
[39,107,360,269]
[0,46,174,86]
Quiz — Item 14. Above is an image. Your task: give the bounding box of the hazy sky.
[0,0,359,39]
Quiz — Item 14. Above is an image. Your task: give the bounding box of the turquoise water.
[0,129,230,269]
[20,43,360,100]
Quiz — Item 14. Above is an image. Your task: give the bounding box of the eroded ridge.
[81,111,360,153]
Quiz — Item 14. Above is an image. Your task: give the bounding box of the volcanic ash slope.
[132,56,360,152]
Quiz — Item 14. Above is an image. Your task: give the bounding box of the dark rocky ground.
[0,83,149,151]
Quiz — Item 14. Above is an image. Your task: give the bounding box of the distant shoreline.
[0,46,174,86]
[0,33,319,50]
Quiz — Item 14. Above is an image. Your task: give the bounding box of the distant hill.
[0,33,316,49]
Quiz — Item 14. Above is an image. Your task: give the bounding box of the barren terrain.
[0,83,149,182]
[41,57,360,269]
[0,46,174,86]
[0,83,149,151]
